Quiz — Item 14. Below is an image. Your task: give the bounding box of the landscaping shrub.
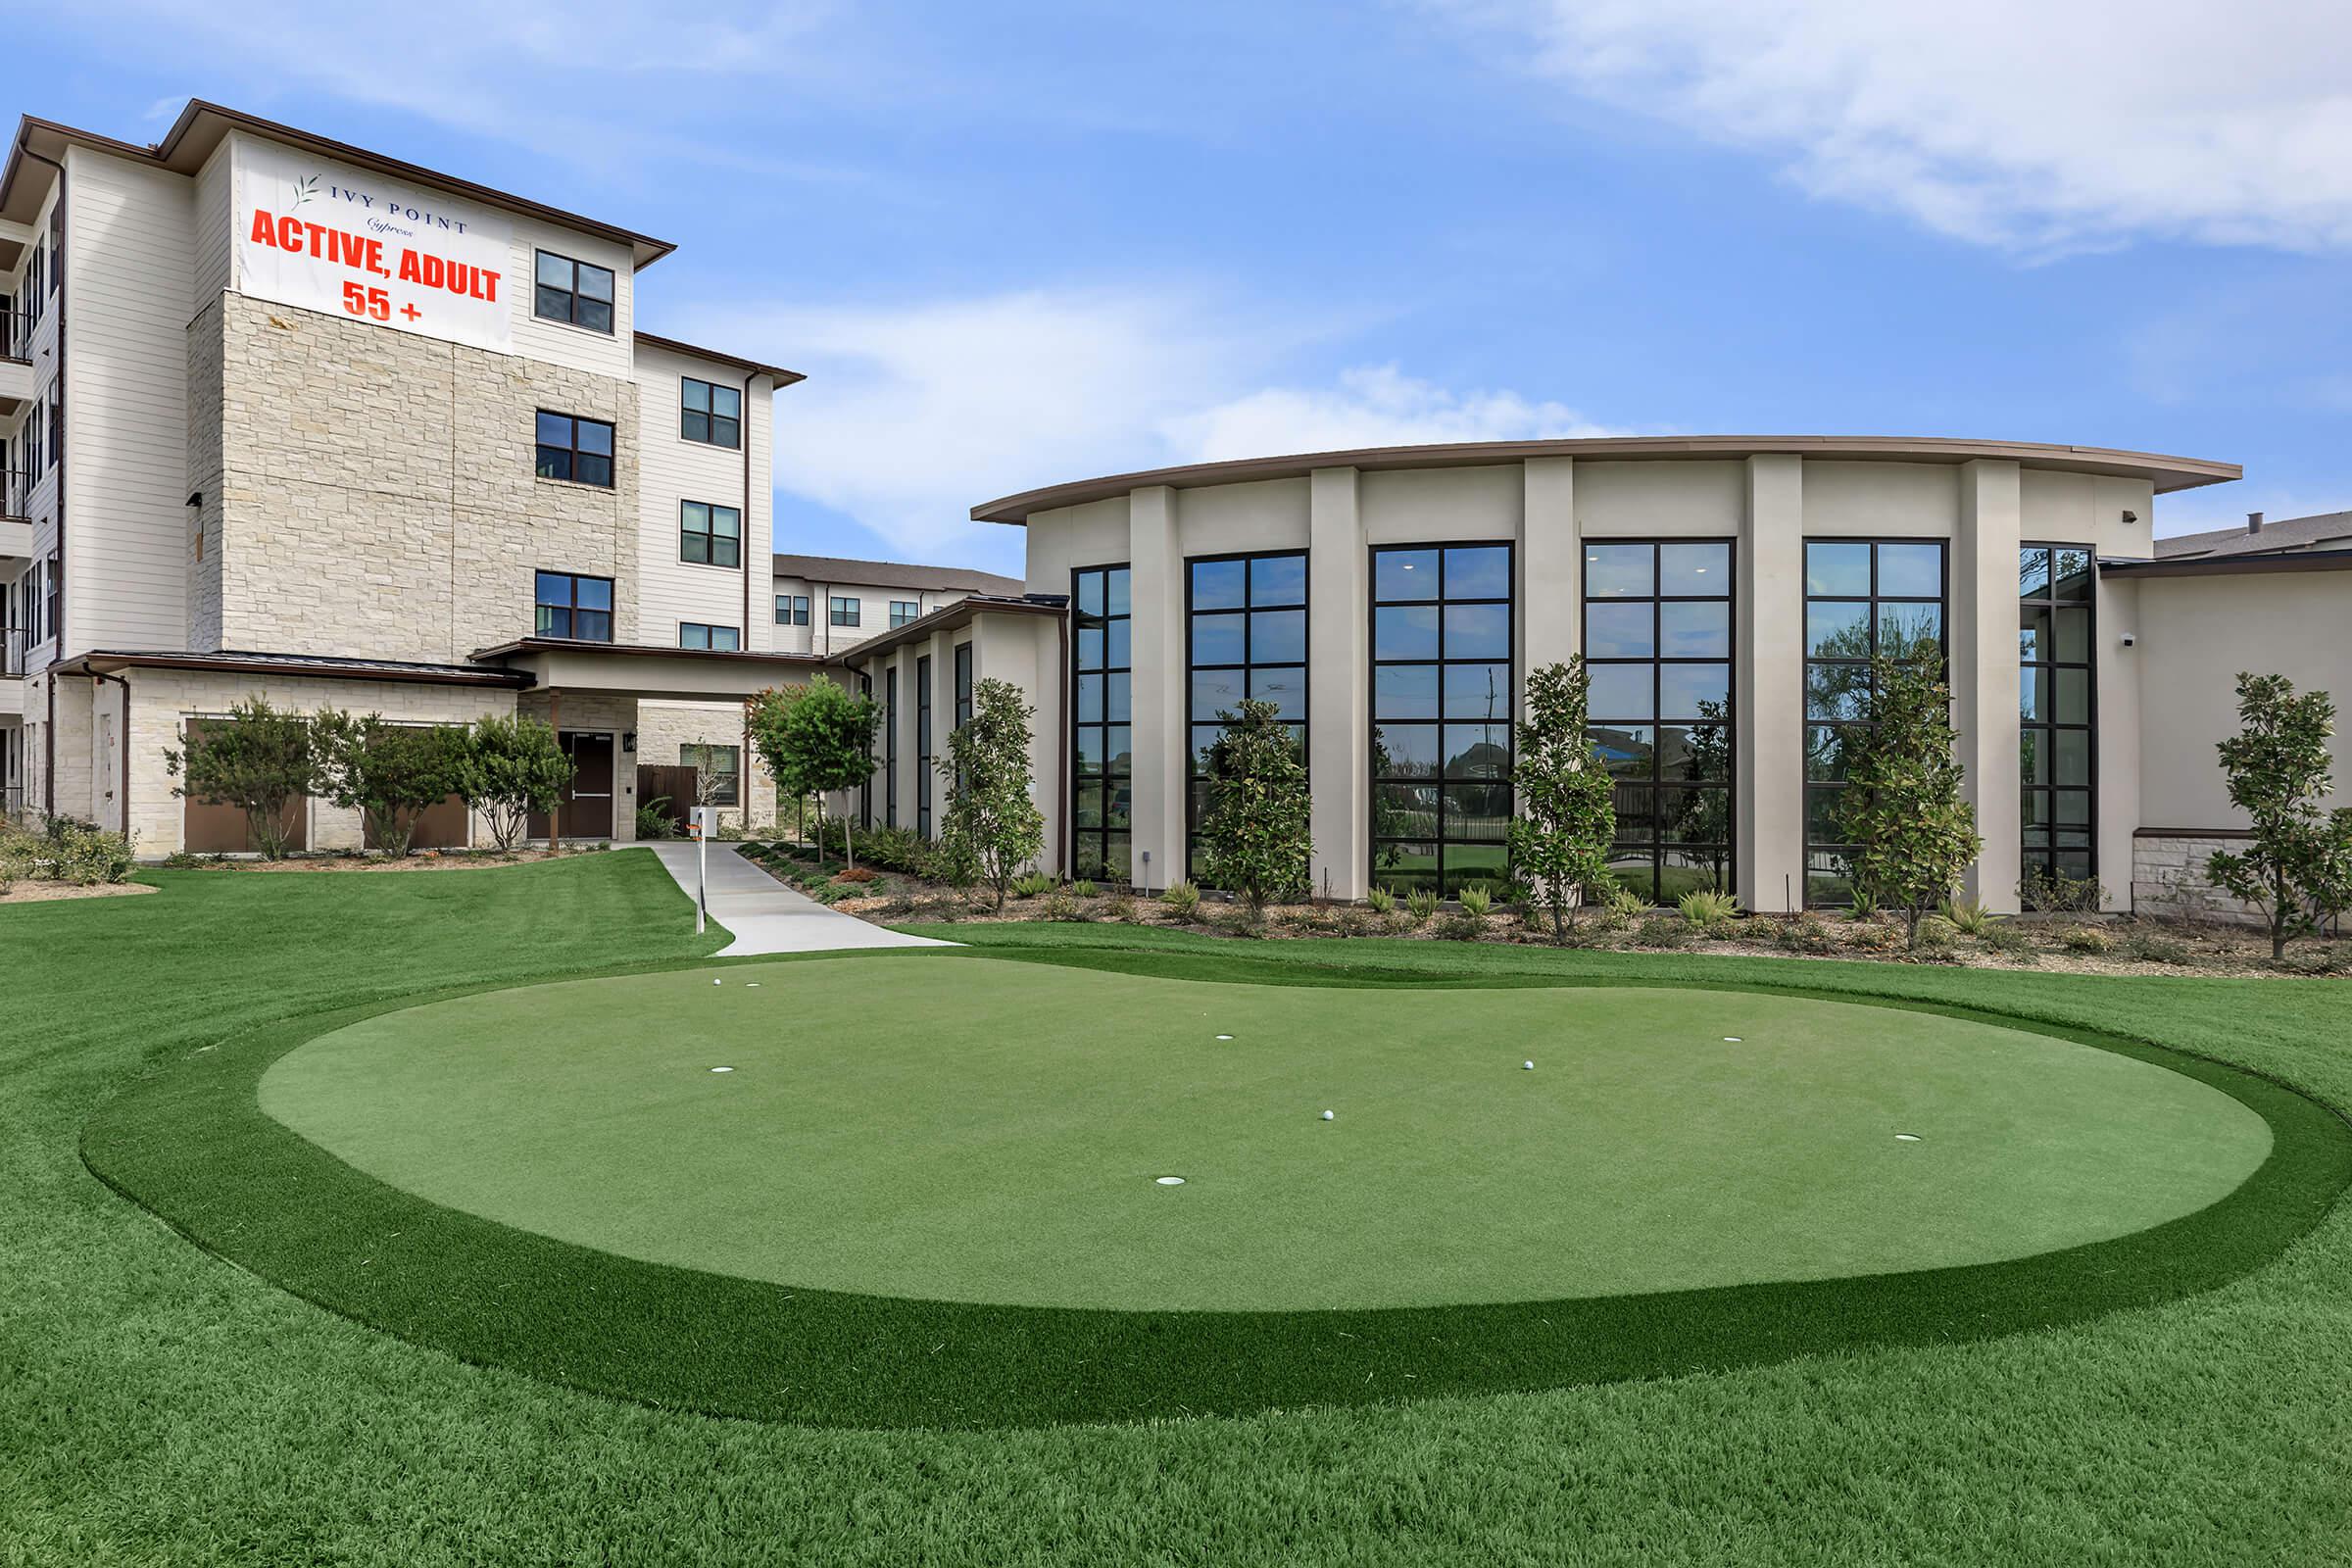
[1365,886,1398,915]
[1405,888,1440,927]
[163,695,319,860]
[935,677,1047,909]
[1509,658,1618,942]
[1330,906,1375,938]
[2019,866,2108,915]
[1102,893,1140,924]
[1,816,137,887]
[747,676,882,872]
[1914,915,1958,952]
[2121,932,2195,966]
[1040,889,1084,921]
[1071,879,1099,899]
[1197,697,1313,917]
[1979,921,2037,961]
[449,714,571,853]
[1599,882,1649,930]
[834,865,880,885]
[1845,921,1902,952]
[1676,888,1740,935]
[852,825,932,878]
[1770,915,1836,955]
[314,712,466,858]
[2062,925,2114,956]
[1457,884,1494,919]
[1437,907,1486,942]
[1940,898,1997,936]
[1633,913,1691,949]
[1158,880,1202,920]
[634,800,681,840]
[1010,870,1056,900]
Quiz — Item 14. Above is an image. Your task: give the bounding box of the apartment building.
[842,437,2349,919]
[768,553,1020,657]
[1,101,827,851]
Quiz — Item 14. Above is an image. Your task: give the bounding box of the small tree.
[163,695,318,859]
[747,676,879,869]
[1508,659,1618,943]
[1836,647,1981,949]
[450,714,572,852]
[1198,698,1313,919]
[314,711,463,857]
[936,676,1046,909]
[2205,672,2352,959]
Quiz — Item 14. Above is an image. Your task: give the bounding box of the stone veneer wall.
[633,699,779,833]
[122,667,518,855]
[185,298,225,651]
[208,293,640,662]
[2130,833,2267,925]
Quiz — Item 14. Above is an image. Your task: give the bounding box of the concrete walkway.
[643,842,956,956]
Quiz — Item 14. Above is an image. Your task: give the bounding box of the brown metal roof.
[771,554,1024,595]
[5,102,675,267]
[972,435,2243,523]
[467,636,831,666]
[58,648,533,688]
[2154,509,2352,561]
[2101,548,2352,580]
[831,595,1066,664]
[633,331,806,387]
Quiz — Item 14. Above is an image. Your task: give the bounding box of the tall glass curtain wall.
[1186,553,1307,879]
[915,655,933,839]
[1369,544,1514,897]
[1582,542,1735,903]
[1070,567,1133,881]
[883,668,898,827]
[1802,539,1947,905]
[2019,545,2095,885]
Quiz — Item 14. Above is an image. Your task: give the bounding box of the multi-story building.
[844,438,2351,918]
[767,553,1020,657]
[1,101,831,849]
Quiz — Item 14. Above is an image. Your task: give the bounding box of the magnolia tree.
[1198,698,1313,918]
[314,711,465,857]
[450,714,572,851]
[2205,672,2352,959]
[937,676,1046,909]
[1836,646,1981,949]
[163,695,318,859]
[747,676,879,868]
[1507,659,1618,943]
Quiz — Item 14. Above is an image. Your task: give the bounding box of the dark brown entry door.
[527,732,615,840]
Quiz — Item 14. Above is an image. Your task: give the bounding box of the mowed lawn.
[5,852,2351,1565]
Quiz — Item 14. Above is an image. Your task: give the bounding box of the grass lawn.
[7,850,2352,1562]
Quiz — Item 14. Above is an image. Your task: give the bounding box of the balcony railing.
[0,467,29,521]
[2,627,26,678]
[0,302,36,364]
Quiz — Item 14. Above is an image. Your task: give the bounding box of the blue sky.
[17,1,2351,577]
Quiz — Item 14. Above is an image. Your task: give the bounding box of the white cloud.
[1427,0,2352,254]
[675,291,1611,556]
[1165,364,1618,462]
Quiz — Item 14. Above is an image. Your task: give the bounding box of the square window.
[1808,601,1870,660]
[1444,545,1511,599]
[1191,612,1246,665]
[1373,722,1441,778]
[1877,542,1943,597]
[1591,726,1654,780]
[1658,542,1729,595]
[1375,663,1441,719]
[1805,541,1871,597]
[1587,602,1654,659]
[1374,604,1440,662]
[1443,662,1511,721]
[1190,558,1247,611]
[1585,544,1653,599]
[681,377,742,449]
[1443,602,1510,660]
[1658,600,1731,658]
[1588,662,1653,720]
[1658,662,1730,719]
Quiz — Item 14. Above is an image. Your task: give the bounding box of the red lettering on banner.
[250,210,276,247]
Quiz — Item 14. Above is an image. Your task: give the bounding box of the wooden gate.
[635,763,698,835]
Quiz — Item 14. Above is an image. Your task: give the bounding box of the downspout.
[741,370,757,829]
[22,137,65,815]
[90,670,128,835]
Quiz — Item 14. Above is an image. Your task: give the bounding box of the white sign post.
[689,807,720,934]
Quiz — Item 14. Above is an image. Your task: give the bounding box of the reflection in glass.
[1373,543,1512,895]
[1585,544,1653,599]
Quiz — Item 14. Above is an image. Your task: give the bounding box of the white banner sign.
[235,138,514,354]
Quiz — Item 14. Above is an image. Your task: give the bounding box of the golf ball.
[1321,1110,1335,1121]
[1523,1060,1535,1070]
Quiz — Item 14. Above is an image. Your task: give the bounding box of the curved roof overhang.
[972,436,2241,524]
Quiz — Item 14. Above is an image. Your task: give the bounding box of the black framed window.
[534,411,613,487]
[683,743,739,807]
[1584,541,1735,904]
[1072,565,1133,883]
[830,596,860,627]
[890,600,921,628]
[679,622,741,651]
[532,250,614,333]
[916,654,934,838]
[1802,538,1947,906]
[954,643,974,726]
[47,380,60,468]
[1187,551,1307,879]
[681,377,741,449]
[2021,544,2096,885]
[774,594,809,626]
[680,501,741,567]
[534,571,612,642]
[884,666,899,827]
[1371,543,1514,897]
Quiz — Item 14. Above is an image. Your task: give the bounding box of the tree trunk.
[2275,864,2288,961]
[843,813,856,870]
[1905,906,1923,951]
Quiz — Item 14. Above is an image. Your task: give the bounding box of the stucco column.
[1521,457,1579,676]
[1740,455,1804,912]
[1307,466,1367,900]
[1126,486,1185,891]
[1956,459,2023,911]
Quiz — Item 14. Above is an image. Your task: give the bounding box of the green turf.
[257,962,2269,1310]
[11,855,2352,1562]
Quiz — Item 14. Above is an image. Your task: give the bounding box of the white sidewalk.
[643,842,956,956]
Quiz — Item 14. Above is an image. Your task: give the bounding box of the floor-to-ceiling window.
[1802,538,1947,905]
[1369,543,1514,896]
[883,666,899,828]
[1071,565,1133,883]
[2019,543,2095,888]
[1186,551,1307,879]
[1583,541,1735,903]
[915,654,933,839]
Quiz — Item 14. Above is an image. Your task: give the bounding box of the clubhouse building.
[846,443,2351,916]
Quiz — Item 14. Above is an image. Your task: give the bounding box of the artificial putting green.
[258,958,2270,1313]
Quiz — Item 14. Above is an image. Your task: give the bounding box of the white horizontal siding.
[63,144,192,656]
[191,140,232,312]
[631,339,773,652]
